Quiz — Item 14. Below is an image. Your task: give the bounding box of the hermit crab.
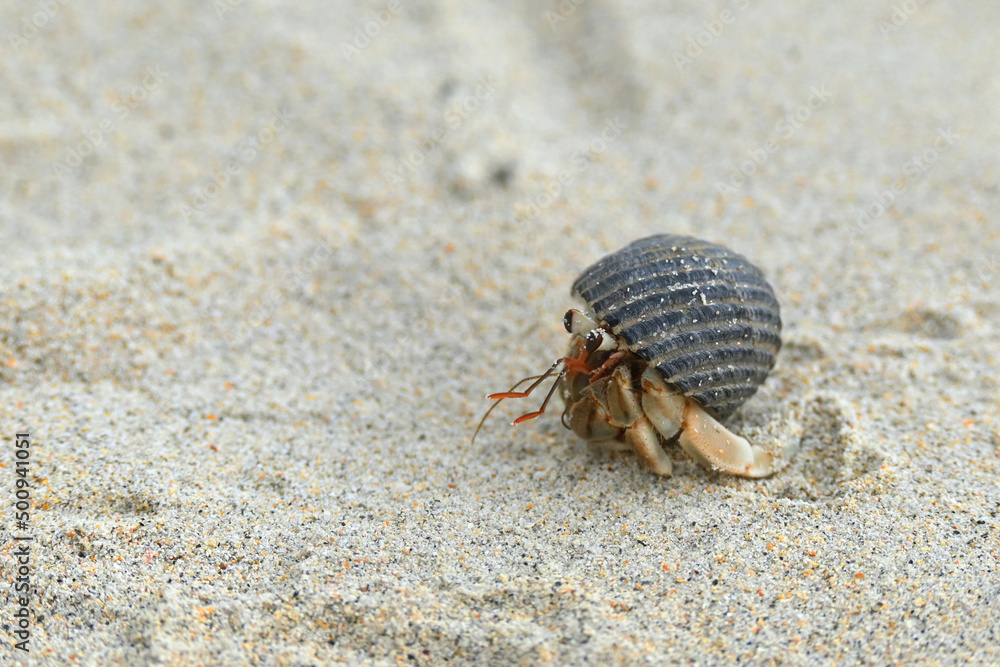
[474,234,792,478]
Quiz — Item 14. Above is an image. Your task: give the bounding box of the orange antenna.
[471,342,596,444]
[471,358,565,444]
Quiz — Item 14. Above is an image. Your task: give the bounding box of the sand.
[2,0,999,664]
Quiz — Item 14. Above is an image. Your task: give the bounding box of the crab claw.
[638,366,790,478]
[678,401,779,478]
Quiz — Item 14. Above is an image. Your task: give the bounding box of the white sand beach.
[1,0,999,663]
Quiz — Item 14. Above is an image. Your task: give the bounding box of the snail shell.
[571,234,782,421]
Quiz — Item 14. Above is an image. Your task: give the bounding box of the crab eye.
[585,329,615,353]
[563,309,600,336]
[584,331,602,352]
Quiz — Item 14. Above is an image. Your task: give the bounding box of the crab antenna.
[471,373,544,445]
[510,368,564,425]
[471,359,565,444]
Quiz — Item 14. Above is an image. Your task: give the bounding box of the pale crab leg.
[627,415,674,476]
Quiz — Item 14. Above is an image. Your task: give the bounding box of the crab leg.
[587,350,627,382]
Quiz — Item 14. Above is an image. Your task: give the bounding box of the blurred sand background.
[1,0,999,664]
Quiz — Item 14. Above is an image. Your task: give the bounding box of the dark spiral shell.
[571,234,782,420]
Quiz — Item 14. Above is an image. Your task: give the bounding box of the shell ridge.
[587,269,773,314]
[604,284,781,330]
[616,304,781,346]
[636,327,783,366]
[658,346,777,383]
[575,256,765,304]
